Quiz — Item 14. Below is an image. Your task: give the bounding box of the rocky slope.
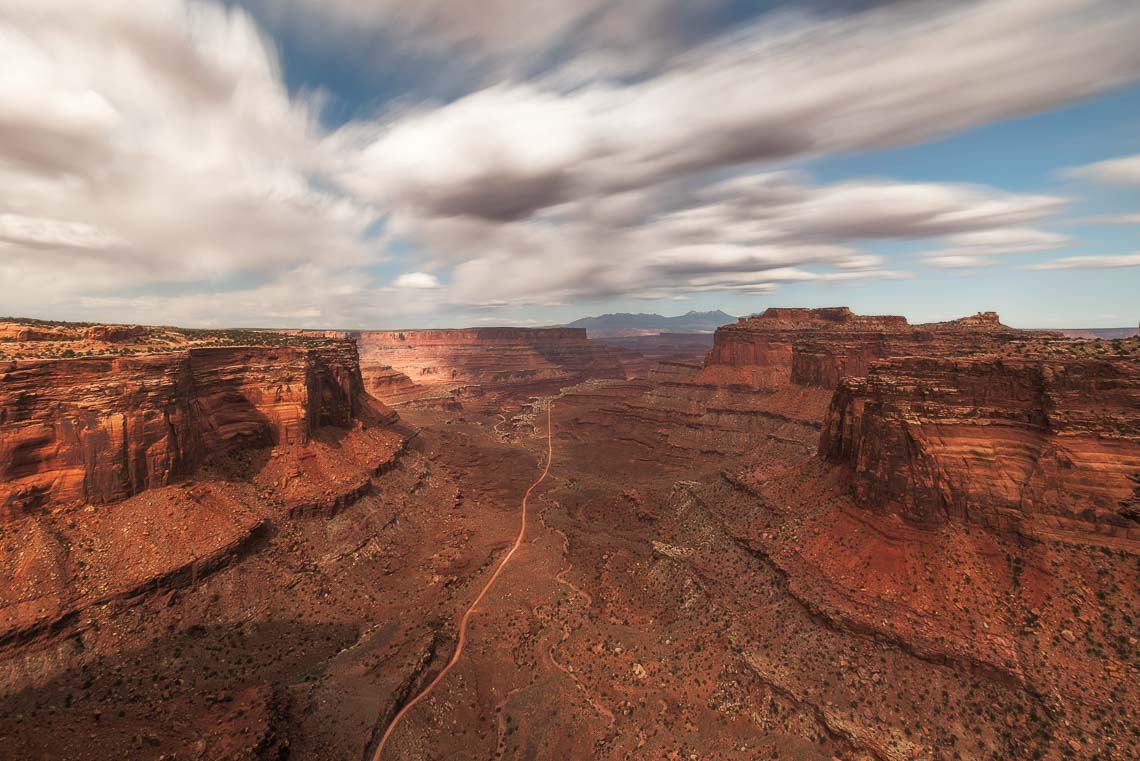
[527,320,1138,759]
[602,307,957,454]
[0,331,408,675]
[1059,327,1139,339]
[364,365,423,406]
[283,327,628,406]
[587,332,714,378]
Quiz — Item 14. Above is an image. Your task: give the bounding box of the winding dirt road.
[372,402,554,760]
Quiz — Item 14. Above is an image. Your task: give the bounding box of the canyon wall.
[352,327,626,403]
[820,352,1140,541]
[702,307,909,389]
[0,342,393,518]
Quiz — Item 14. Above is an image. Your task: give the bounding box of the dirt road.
[372,402,554,760]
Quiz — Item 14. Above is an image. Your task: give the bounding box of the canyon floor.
[3,374,1136,760]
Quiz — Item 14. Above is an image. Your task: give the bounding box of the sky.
[1,0,1138,329]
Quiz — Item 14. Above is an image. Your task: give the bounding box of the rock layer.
[820,352,1140,541]
[353,328,626,403]
[704,307,1039,390]
[0,342,394,518]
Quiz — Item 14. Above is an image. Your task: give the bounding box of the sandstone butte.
[701,306,1030,388]
[691,306,1139,540]
[0,310,1137,760]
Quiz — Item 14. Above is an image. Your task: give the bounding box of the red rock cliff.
[705,307,1039,390]
[820,352,1140,541]
[352,327,625,403]
[0,342,392,518]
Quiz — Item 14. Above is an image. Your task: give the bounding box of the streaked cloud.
[334,0,1140,223]
[1063,153,1140,185]
[0,0,379,310]
[1029,253,1140,270]
[386,171,1064,306]
[923,254,1000,270]
[920,227,1070,268]
[1,0,1137,327]
[241,0,737,85]
[1074,213,1140,224]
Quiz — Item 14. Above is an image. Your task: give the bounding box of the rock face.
[82,325,145,343]
[0,328,406,670]
[0,325,70,342]
[352,328,626,403]
[704,307,1038,390]
[821,352,1140,540]
[0,342,393,518]
[365,365,422,405]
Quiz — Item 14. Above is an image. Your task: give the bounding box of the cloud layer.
[242,0,735,86]
[1029,253,1140,270]
[2,0,1139,326]
[335,0,1140,223]
[0,0,380,323]
[1064,153,1140,185]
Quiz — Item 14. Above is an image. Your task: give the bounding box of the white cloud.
[1074,213,1140,224]
[385,171,1063,306]
[334,0,1140,223]
[1063,153,1140,185]
[393,272,440,289]
[0,213,123,250]
[686,177,1066,243]
[1029,253,1140,270]
[941,228,1071,253]
[0,0,380,311]
[923,254,998,269]
[241,0,729,85]
[920,226,1070,268]
[1,0,1136,327]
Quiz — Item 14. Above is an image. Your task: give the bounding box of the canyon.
[285,328,630,407]
[0,311,1136,760]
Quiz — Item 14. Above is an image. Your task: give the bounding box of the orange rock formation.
[351,328,626,404]
[0,342,395,518]
[703,306,1036,389]
[821,350,1140,540]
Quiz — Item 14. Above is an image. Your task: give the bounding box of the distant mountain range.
[563,310,735,337]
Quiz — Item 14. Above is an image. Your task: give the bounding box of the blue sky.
[2,0,1138,329]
